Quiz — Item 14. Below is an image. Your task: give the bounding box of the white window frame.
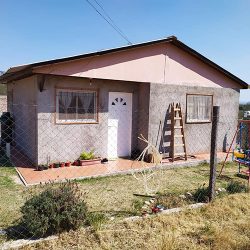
[186,94,213,123]
[55,88,98,124]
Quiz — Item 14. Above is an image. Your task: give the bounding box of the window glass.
[186,94,212,123]
[56,89,97,123]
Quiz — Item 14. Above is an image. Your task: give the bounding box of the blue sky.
[0,0,249,102]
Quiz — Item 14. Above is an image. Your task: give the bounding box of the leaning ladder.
[170,103,187,162]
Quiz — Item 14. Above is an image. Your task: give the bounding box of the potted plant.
[73,160,79,166]
[37,165,44,171]
[65,161,71,167]
[49,163,54,169]
[37,164,48,171]
[60,162,65,168]
[54,162,60,168]
[78,149,101,166]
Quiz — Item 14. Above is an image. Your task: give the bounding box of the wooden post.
[209,106,220,202]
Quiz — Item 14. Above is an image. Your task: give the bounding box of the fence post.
[209,106,220,202]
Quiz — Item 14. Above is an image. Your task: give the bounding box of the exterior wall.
[34,43,242,89]
[149,83,239,156]
[0,95,7,114]
[7,76,38,164]
[37,75,144,165]
[137,83,150,152]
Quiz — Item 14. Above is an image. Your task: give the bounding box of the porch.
[16,152,228,186]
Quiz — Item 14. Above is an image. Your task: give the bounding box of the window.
[186,94,212,123]
[56,89,98,123]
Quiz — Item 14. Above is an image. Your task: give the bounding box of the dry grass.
[1,161,249,248]
[0,162,246,226]
[77,162,245,217]
[22,193,250,250]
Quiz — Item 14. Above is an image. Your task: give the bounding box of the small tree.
[131,134,163,195]
[21,181,88,237]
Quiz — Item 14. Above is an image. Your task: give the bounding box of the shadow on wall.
[155,105,172,157]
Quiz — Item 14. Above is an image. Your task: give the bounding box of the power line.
[92,0,128,38]
[85,0,132,45]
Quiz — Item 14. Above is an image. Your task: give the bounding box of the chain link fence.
[0,101,245,247]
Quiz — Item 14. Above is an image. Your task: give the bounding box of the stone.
[179,194,186,199]
[0,229,6,235]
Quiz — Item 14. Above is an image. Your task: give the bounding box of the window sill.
[55,120,98,125]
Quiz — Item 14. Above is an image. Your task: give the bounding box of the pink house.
[0,36,248,166]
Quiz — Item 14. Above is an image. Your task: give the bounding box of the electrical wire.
[85,0,132,45]
[92,0,129,39]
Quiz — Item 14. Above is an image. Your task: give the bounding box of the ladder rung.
[174,126,183,129]
[174,135,183,138]
[174,144,184,147]
[174,108,180,111]
[174,117,181,120]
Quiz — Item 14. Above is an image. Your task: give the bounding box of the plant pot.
[60,162,65,168]
[65,162,71,167]
[54,162,60,168]
[73,160,80,166]
[79,158,101,166]
[49,163,54,169]
[37,165,44,171]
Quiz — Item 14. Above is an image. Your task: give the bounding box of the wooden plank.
[174,126,182,129]
[174,135,183,138]
[174,144,184,147]
[174,152,186,156]
[171,104,175,161]
[179,103,187,160]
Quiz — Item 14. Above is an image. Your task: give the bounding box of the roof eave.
[171,39,248,89]
[0,36,248,88]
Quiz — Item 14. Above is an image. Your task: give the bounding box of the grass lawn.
[78,162,247,217]
[0,167,25,228]
[0,161,249,248]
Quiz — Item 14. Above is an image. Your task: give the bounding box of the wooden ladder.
[170,103,187,162]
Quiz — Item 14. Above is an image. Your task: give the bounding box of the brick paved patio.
[14,152,228,186]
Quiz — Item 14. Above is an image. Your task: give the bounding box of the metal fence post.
[209,106,220,202]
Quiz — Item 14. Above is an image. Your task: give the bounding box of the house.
[0,36,248,166]
[244,111,250,119]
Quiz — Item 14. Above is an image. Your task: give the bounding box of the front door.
[108,92,132,159]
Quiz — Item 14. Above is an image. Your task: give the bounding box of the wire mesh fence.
[0,101,246,246]
[0,104,239,169]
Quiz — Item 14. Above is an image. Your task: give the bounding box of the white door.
[108,92,133,158]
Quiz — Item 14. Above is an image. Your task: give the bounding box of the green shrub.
[87,212,108,231]
[21,182,88,237]
[226,181,248,194]
[193,186,210,203]
[80,150,95,160]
